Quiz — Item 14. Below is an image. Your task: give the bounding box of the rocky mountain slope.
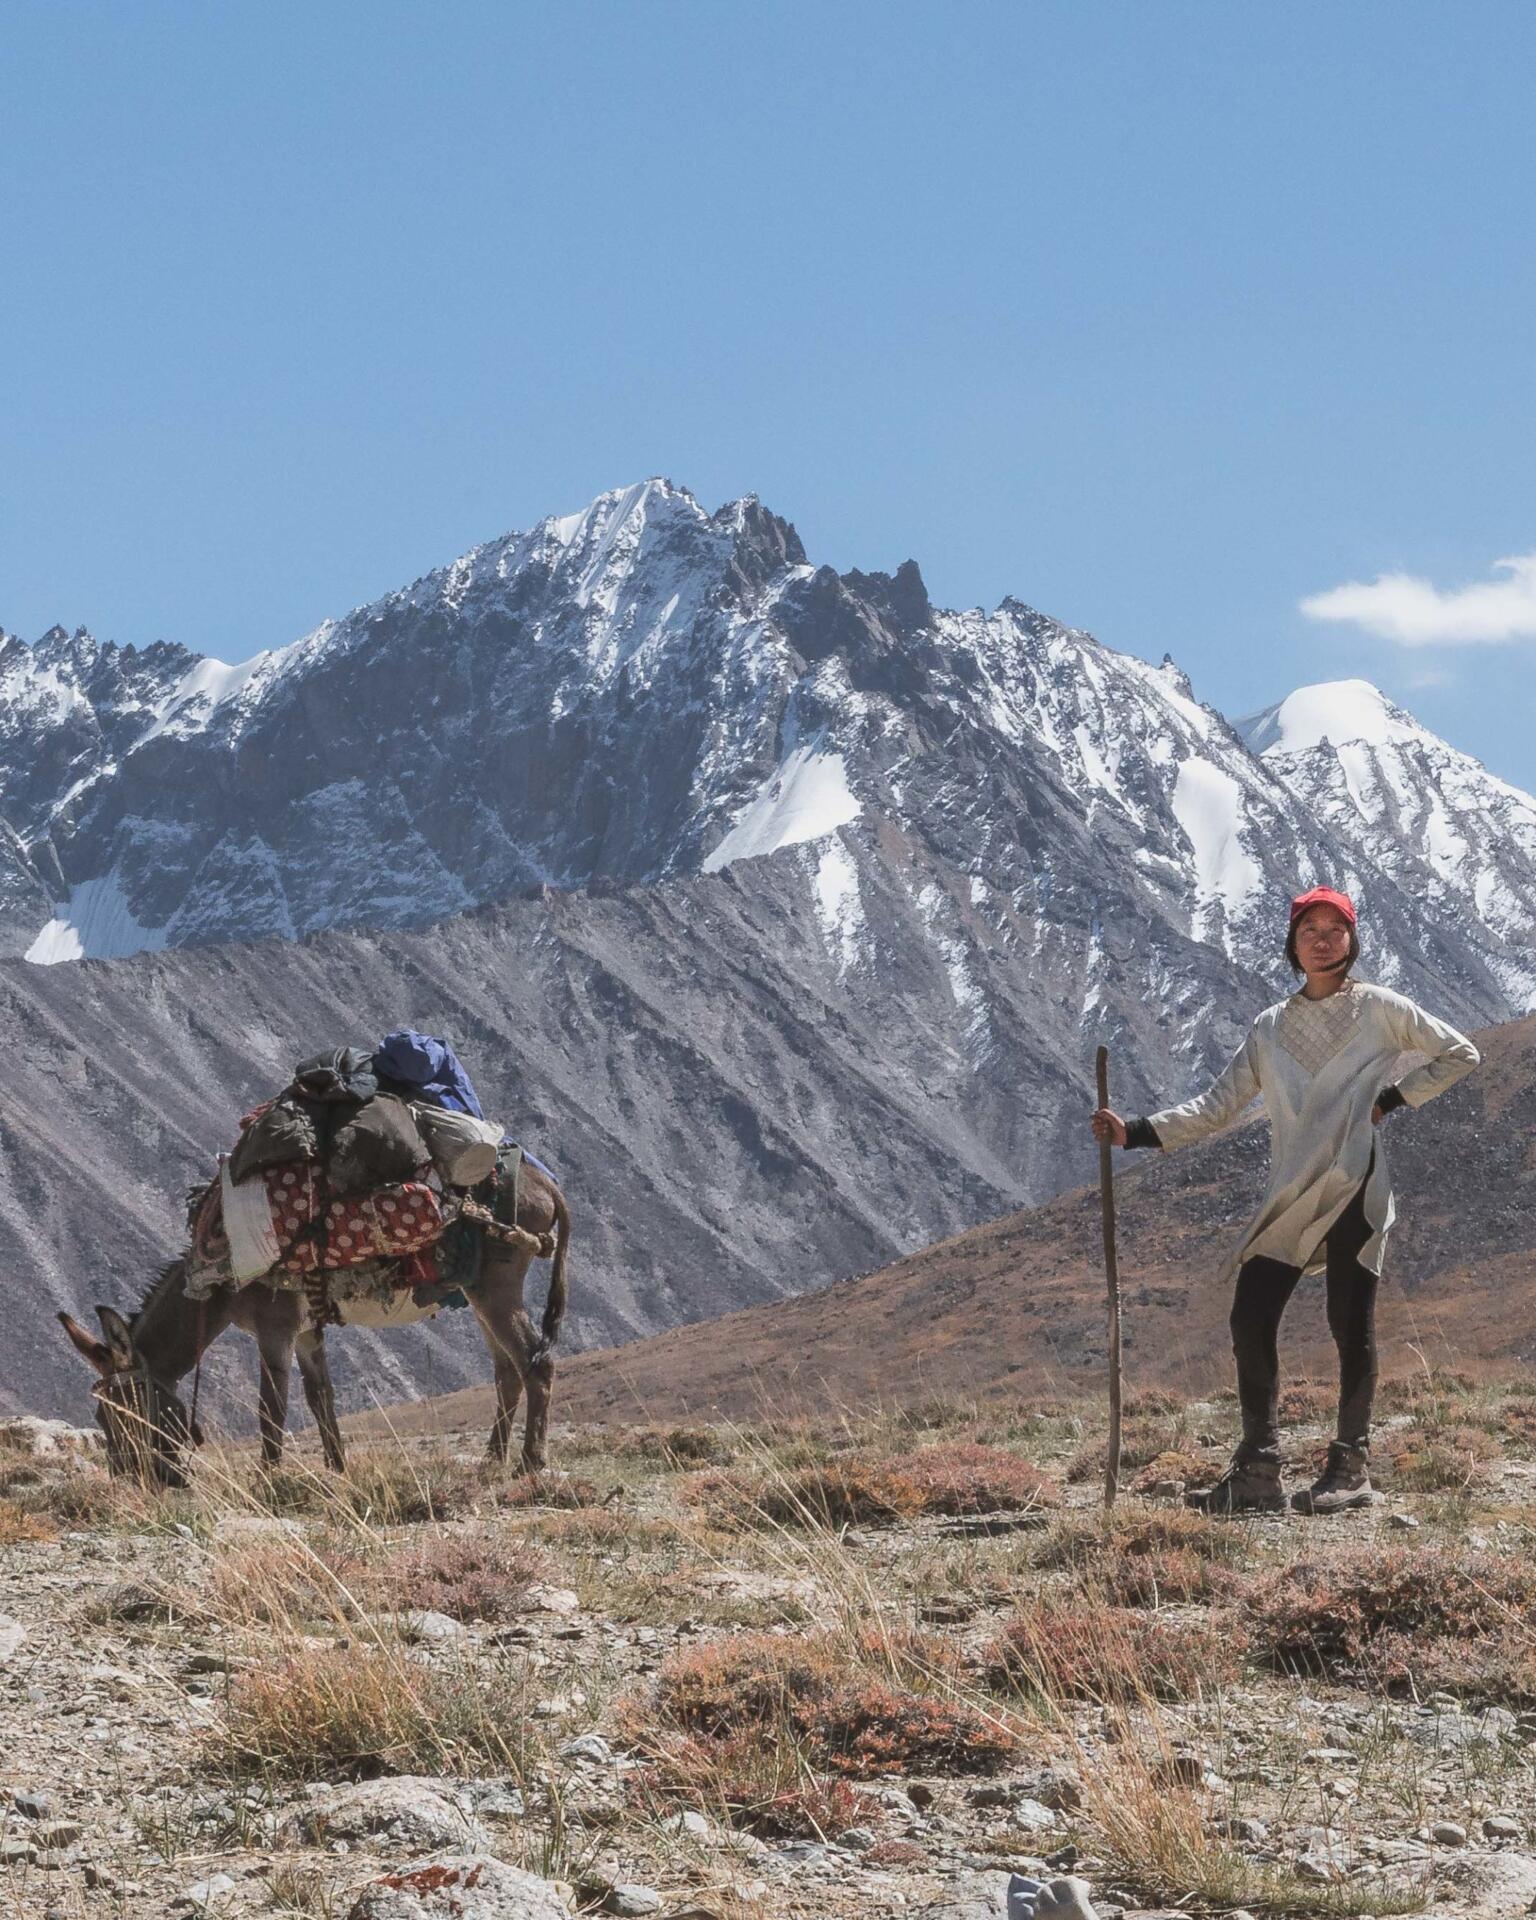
[0,860,1126,1425]
[414,1007,1533,1430]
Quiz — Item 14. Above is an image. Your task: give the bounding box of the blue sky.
[5,2,1534,788]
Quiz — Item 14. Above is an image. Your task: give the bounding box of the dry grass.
[1078,1741,1428,1916]
[214,1642,534,1780]
[690,1442,1058,1532]
[0,1498,55,1544]
[250,1451,484,1524]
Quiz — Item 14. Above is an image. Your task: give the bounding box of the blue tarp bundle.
[372,1028,486,1118]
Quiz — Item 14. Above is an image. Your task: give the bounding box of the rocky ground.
[2,1376,1535,1920]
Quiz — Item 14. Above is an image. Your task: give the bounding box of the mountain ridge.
[4,478,1534,1030]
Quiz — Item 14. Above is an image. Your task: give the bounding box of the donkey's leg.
[469,1250,538,1467]
[252,1291,301,1469]
[294,1329,346,1473]
[521,1350,554,1475]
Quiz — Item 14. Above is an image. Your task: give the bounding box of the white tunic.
[1146,980,1480,1283]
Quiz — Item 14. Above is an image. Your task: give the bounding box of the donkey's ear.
[95,1306,137,1369]
[58,1311,112,1374]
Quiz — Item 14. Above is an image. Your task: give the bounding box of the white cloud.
[1300,551,1536,648]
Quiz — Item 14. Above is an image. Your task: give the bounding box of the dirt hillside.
[382,1011,1534,1436]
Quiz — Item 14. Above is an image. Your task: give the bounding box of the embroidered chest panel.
[1276,987,1365,1075]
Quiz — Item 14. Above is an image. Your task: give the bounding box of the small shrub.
[898,1444,1061,1516]
[0,1500,54,1544]
[1278,1382,1335,1424]
[1099,1549,1242,1609]
[519,1508,662,1550]
[1376,1370,1478,1413]
[636,1631,1013,1780]
[1131,1449,1220,1495]
[988,1601,1242,1704]
[496,1471,602,1511]
[1354,1629,1536,1709]
[610,1425,737,1468]
[690,1461,922,1531]
[7,1466,137,1527]
[1035,1507,1248,1573]
[1379,1423,1498,1492]
[1123,1386,1186,1417]
[363,1531,549,1623]
[1245,1547,1536,1676]
[631,1727,879,1837]
[1064,1416,1193,1485]
[894,1394,979,1434]
[864,1838,926,1866]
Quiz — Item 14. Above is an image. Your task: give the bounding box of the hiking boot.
[1185,1448,1286,1516]
[1292,1441,1375,1514]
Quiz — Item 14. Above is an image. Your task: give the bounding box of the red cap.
[1289,886,1357,928]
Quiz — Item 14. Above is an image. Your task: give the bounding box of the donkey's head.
[58,1306,198,1488]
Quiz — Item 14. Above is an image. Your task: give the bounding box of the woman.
[1090,887,1480,1515]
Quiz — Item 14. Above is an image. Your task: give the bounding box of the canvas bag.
[410,1104,502,1187]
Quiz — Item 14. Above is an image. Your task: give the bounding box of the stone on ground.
[346,1854,571,1919]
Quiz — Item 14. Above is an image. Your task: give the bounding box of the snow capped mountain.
[4,482,1534,1072]
[1238,680,1536,1010]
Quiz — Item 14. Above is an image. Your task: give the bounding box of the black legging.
[1229,1160,1379,1454]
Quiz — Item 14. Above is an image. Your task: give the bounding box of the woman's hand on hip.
[1091,1107,1128,1149]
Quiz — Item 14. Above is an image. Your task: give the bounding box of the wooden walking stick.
[1096,1044,1123,1509]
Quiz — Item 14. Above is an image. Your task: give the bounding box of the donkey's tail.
[530,1182,571,1368]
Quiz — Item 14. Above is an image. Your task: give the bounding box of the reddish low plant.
[1123,1386,1187,1417]
[987,1600,1243,1704]
[1130,1449,1221,1496]
[1245,1547,1536,1679]
[496,1471,602,1511]
[689,1460,924,1531]
[363,1530,549,1623]
[897,1444,1061,1516]
[0,1499,55,1545]
[1377,1423,1499,1492]
[1353,1629,1536,1709]
[1277,1382,1335,1424]
[634,1631,1014,1780]
[629,1727,880,1838]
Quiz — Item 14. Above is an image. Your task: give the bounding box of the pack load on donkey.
[184,1028,543,1328]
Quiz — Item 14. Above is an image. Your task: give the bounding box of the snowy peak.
[1236,679,1428,757]
[1236,679,1536,1010]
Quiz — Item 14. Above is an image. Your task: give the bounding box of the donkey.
[59,1158,571,1489]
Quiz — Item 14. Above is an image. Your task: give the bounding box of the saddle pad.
[263,1164,444,1272]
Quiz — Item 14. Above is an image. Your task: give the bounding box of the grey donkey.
[59,1157,571,1488]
